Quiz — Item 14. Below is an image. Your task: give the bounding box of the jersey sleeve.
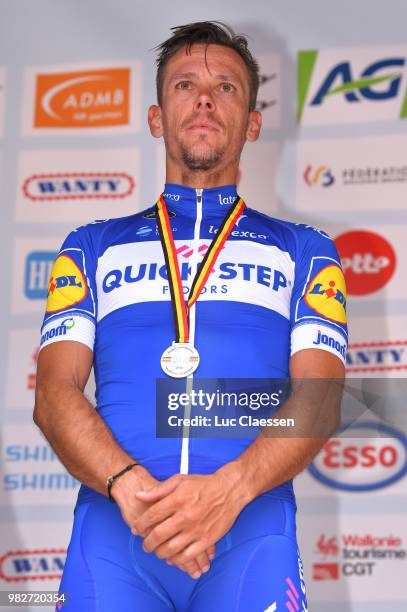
[39,226,97,352]
[290,226,348,365]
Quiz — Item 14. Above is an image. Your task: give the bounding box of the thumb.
[135,475,181,501]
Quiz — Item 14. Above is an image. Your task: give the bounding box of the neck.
[165,155,239,189]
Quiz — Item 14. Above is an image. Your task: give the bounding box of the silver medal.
[161,342,200,378]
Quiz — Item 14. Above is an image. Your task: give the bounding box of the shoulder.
[245,207,335,258]
[62,204,158,257]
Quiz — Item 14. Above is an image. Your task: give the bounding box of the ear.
[246,110,262,142]
[148,105,163,138]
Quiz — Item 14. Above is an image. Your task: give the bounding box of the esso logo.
[334,230,396,295]
[309,422,407,491]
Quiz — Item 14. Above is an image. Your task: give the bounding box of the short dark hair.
[155,21,260,111]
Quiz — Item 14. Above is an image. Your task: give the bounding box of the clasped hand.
[132,472,244,578]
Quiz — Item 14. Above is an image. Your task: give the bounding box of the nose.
[193,87,215,112]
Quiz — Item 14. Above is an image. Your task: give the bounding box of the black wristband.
[106,463,138,503]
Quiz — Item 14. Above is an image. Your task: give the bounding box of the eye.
[175,80,192,90]
[219,82,236,93]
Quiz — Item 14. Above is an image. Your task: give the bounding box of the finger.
[170,551,213,578]
[169,546,214,577]
[134,495,178,536]
[167,539,211,566]
[206,544,216,560]
[150,530,191,559]
[187,551,211,575]
[168,557,203,579]
[135,476,181,502]
[142,516,183,553]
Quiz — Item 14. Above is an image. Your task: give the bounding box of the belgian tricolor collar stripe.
[155,193,246,343]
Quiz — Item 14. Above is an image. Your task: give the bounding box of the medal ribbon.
[156,193,246,343]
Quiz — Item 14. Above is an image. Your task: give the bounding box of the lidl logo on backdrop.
[298,46,407,124]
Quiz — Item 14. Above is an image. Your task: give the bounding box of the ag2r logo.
[298,47,407,124]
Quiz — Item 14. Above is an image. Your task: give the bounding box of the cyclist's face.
[149,44,261,174]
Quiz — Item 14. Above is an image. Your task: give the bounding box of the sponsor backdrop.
[0,1,406,610]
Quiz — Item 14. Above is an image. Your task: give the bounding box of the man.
[34,21,347,612]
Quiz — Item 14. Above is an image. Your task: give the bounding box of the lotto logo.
[335,230,396,295]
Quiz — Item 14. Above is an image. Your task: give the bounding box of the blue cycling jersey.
[40,183,348,504]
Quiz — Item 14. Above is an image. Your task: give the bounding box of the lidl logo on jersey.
[295,257,347,334]
[25,251,57,299]
[305,264,347,324]
[298,46,407,124]
[46,254,87,313]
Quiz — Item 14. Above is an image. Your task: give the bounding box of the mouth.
[187,122,220,132]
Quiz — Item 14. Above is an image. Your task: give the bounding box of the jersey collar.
[162,183,239,216]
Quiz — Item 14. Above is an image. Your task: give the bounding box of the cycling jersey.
[40,183,348,504]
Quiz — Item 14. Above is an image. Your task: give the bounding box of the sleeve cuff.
[291,322,347,365]
[39,314,95,352]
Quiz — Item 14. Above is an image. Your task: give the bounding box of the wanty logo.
[23,172,135,201]
[309,421,407,491]
[298,47,407,123]
[303,165,335,187]
[34,68,130,128]
[346,340,407,373]
[334,230,396,295]
[0,549,66,582]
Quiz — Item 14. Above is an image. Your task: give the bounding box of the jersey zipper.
[179,188,203,474]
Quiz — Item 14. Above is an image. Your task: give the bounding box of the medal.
[160,342,200,378]
[156,192,246,377]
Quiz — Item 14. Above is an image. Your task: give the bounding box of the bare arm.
[34,340,214,577]
[218,348,345,501]
[34,340,153,496]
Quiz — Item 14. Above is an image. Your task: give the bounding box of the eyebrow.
[170,72,240,83]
